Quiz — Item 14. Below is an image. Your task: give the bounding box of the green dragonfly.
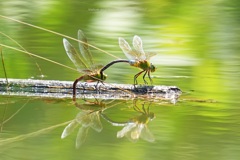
[63,30,107,100]
[100,35,156,87]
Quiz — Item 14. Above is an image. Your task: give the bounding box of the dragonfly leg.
[142,103,147,114]
[143,70,148,84]
[147,70,153,85]
[146,103,151,115]
[94,81,100,93]
[95,80,105,93]
[133,105,141,113]
[82,82,88,90]
[100,79,105,85]
[134,70,145,87]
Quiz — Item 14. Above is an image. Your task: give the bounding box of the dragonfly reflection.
[61,99,104,148]
[101,99,155,142]
[61,99,117,148]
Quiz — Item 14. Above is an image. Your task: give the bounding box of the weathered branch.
[0,78,181,102]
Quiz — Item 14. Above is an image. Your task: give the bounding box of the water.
[0,0,240,160]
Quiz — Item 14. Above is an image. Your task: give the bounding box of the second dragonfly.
[100,35,156,87]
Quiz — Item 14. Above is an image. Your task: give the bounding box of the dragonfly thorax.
[129,60,156,73]
[95,72,107,81]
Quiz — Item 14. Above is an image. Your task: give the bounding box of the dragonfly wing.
[91,64,104,72]
[78,30,94,66]
[133,36,157,60]
[119,37,138,60]
[133,35,146,60]
[117,123,136,138]
[140,125,155,142]
[76,126,89,148]
[63,38,89,71]
[61,120,79,139]
[145,52,157,60]
[90,111,103,132]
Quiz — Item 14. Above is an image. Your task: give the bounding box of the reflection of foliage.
[61,100,103,148]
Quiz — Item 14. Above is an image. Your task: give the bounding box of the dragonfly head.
[150,63,156,72]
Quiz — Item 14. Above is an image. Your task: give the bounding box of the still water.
[0,0,240,160]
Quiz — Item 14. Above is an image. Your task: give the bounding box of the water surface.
[0,0,240,160]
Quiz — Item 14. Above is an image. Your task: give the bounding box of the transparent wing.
[124,124,140,142]
[132,35,146,60]
[76,110,92,126]
[89,111,103,132]
[61,120,79,139]
[78,30,94,67]
[76,126,89,148]
[133,36,157,60]
[119,37,138,60]
[91,64,104,71]
[129,123,142,141]
[139,125,155,142]
[145,52,157,60]
[117,123,136,138]
[63,38,89,71]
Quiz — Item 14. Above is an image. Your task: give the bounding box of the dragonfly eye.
[150,64,156,72]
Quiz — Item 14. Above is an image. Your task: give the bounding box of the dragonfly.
[100,35,156,87]
[63,30,107,100]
